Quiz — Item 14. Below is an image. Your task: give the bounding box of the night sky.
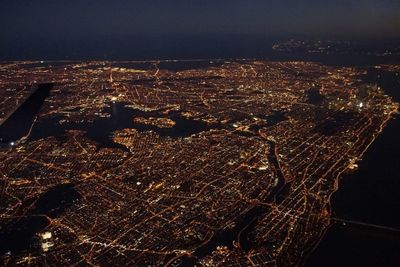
[1,0,399,60]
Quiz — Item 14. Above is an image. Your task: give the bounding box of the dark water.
[30,102,220,147]
[19,61,80,68]
[249,110,288,133]
[0,216,49,255]
[0,83,53,143]
[157,60,225,71]
[172,140,285,265]
[2,35,400,66]
[0,184,80,256]
[306,69,400,266]
[306,223,400,267]
[1,61,399,264]
[190,204,270,260]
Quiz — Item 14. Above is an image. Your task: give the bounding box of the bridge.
[331,217,400,234]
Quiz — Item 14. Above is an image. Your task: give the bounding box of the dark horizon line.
[1,35,399,62]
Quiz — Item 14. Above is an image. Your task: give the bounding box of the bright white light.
[10,142,15,146]
[359,102,363,108]
[41,232,52,240]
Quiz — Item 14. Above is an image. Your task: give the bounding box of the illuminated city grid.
[0,60,398,266]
